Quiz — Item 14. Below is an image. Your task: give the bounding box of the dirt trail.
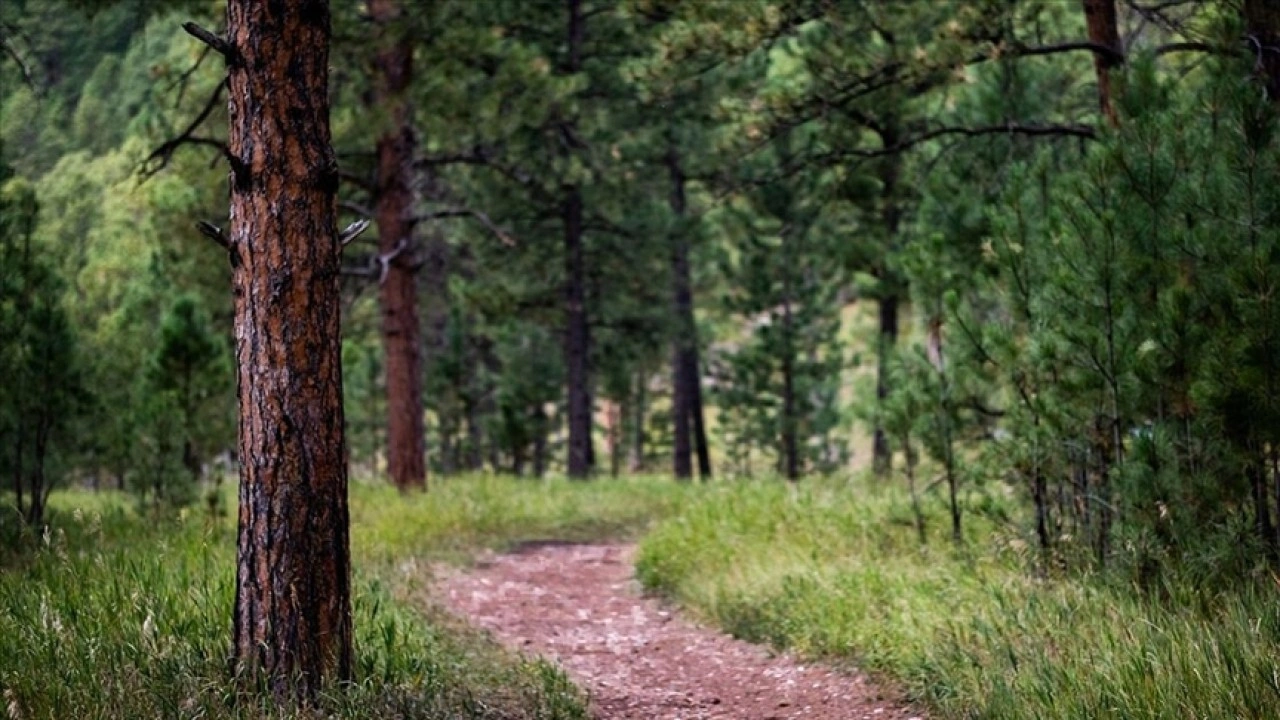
[435,542,922,720]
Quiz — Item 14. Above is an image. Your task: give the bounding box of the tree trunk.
[371,0,425,491]
[561,0,593,479]
[872,135,903,477]
[689,350,712,480]
[666,140,712,481]
[223,0,353,698]
[629,370,646,473]
[12,424,23,519]
[668,142,693,481]
[1082,0,1122,126]
[606,399,622,477]
[531,405,548,478]
[781,234,799,483]
[902,432,925,545]
[563,185,592,478]
[872,293,899,475]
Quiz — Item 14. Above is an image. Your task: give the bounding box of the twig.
[181,22,234,61]
[339,219,371,247]
[195,221,230,251]
[407,207,517,246]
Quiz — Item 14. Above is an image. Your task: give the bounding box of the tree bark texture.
[225,0,352,698]
[1082,0,1122,127]
[371,0,426,491]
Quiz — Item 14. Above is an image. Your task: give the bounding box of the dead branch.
[406,207,516,246]
[339,219,371,247]
[141,82,231,179]
[181,22,234,61]
[195,221,230,251]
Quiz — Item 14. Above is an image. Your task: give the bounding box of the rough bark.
[224,0,352,698]
[1082,0,1123,126]
[371,0,425,491]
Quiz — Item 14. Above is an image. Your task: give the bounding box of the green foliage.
[910,48,1280,579]
[0,171,85,526]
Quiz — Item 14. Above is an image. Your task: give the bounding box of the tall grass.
[636,478,1280,719]
[0,479,621,720]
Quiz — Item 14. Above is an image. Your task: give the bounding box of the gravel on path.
[435,541,924,720]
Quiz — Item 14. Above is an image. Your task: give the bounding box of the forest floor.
[433,541,923,720]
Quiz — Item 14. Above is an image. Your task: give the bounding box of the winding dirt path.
[435,542,923,720]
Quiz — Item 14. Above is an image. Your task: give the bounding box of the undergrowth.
[636,477,1280,720]
[0,475,673,719]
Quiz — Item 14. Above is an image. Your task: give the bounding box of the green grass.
[9,473,1276,719]
[350,473,695,563]
[636,477,1280,720]
[0,474,693,720]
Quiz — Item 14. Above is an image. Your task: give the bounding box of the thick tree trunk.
[224,0,352,698]
[371,0,425,491]
[1082,0,1122,126]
